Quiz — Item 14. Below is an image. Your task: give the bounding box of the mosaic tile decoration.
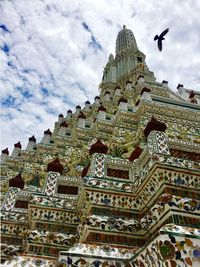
[93,154,106,178]
[45,171,59,196]
[2,187,20,211]
[147,131,170,155]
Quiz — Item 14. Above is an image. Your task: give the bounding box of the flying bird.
[154,28,169,51]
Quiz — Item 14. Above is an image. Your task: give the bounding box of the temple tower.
[1,26,200,267]
[101,25,155,91]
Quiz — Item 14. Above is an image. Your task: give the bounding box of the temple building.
[1,26,200,267]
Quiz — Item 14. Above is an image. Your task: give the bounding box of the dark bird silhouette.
[154,28,169,51]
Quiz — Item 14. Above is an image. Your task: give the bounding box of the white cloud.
[1,0,200,152]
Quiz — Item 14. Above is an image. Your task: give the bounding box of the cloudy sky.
[1,0,200,152]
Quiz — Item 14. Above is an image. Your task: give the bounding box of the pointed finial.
[44,129,52,136]
[123,25,126,29]
[29,135,36,143]
[177,84,183,89]
[2,148,9,155]
[14,141,22,149]
[89,139,108,155]
[78,112,86,119]
[60,121,68,128]
[98,105,106,112]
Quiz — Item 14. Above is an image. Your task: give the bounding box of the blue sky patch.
[82,22,91,32]
[22,69,30,73]
[2,96,16,107]
[22,90,33,99]
[1,113,13,121]
[1,43,10,54]
[73,82,87,94]
[89,35,102,51]
[81,52,87,60]
[46,107,57,115]
[16,87,33,99]
[0,24,10,33]
[41,88,49,96]
[35,115,42,122]
[7,61,15,68]
[82,22,102,51]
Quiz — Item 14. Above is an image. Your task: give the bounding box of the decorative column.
[11,142,21,158]
[147,131,170,155]
[137,75,145,84]
[114,86,121,97]
[143,117,170,155]
[58,121,68,136]
[26,135,36,151]
[75,105,81,115]
[94,96,100,105]
[97,105,106,121]
[2,187,21,211]
[88,139,108,178]
[45,158,63,196]
[162,80,168,88]
[177,84,184,95]
[77,112,86,128]
[125,81,132,91]
[58,113,64,123]
[140,87,151,96]
[1,148,9,163]
[84,100,90,111]
[104,91,110,101]
[66,109,72,119]
[140,92,152,103]
[110,66,117,82]
[41,129,52,144]
[118,97,128,112]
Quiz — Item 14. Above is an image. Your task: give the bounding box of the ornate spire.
[116,25,138,56]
